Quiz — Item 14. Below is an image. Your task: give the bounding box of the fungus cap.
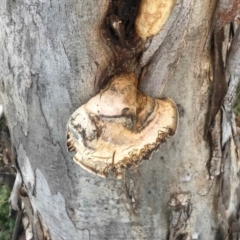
[66,73,178,178]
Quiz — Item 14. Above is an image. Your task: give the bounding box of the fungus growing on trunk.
[66,73,178,178]
[135,0,176,40]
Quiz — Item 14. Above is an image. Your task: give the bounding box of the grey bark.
[0,0,240,239]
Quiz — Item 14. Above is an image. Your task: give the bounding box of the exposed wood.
[9,171,22,211]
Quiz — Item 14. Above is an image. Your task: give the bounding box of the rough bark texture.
[0,0,240,239]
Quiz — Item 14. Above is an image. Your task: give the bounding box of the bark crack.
[35,76,56,146]
[60,38,70,62]
[57,141,74,187]
[80,228,91,240]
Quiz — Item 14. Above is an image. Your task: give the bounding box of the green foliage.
[0,117,6,132]
[0,185,15,240]
[0,116,15,239]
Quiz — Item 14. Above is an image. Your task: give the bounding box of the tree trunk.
[0,0,240,239]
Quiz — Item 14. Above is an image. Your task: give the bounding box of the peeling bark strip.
[206,28,228,131]
[67,1,178,178]
[222,25,240,148]
[221,139,231,209]
[67,73,178,178]
[226,25,240,80]
[207,21,240,179]
[208,112,222,178]
[9,171,22,211]
[168,193,192,240]
[206,26,228,179]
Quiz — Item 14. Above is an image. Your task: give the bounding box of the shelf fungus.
[135,0,176,40]
[66,73,178,178]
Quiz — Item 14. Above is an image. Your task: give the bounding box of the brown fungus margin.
[66,73,178,178]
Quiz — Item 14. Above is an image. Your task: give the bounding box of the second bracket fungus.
[135,0,176,40]
[66,73,178,178]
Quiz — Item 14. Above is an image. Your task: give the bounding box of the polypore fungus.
[66,73,178,178]
[135,0,176,40]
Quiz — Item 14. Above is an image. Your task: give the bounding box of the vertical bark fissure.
[57,142,73,187]
[35,75,56,146]
[206,28,228,131]
[208,112,222,178]
[60,38,71,63]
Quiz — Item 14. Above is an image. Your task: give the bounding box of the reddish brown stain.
[217,0,240,29]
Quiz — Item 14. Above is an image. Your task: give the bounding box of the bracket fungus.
[66,73,178,178]
[135,0,176,40]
